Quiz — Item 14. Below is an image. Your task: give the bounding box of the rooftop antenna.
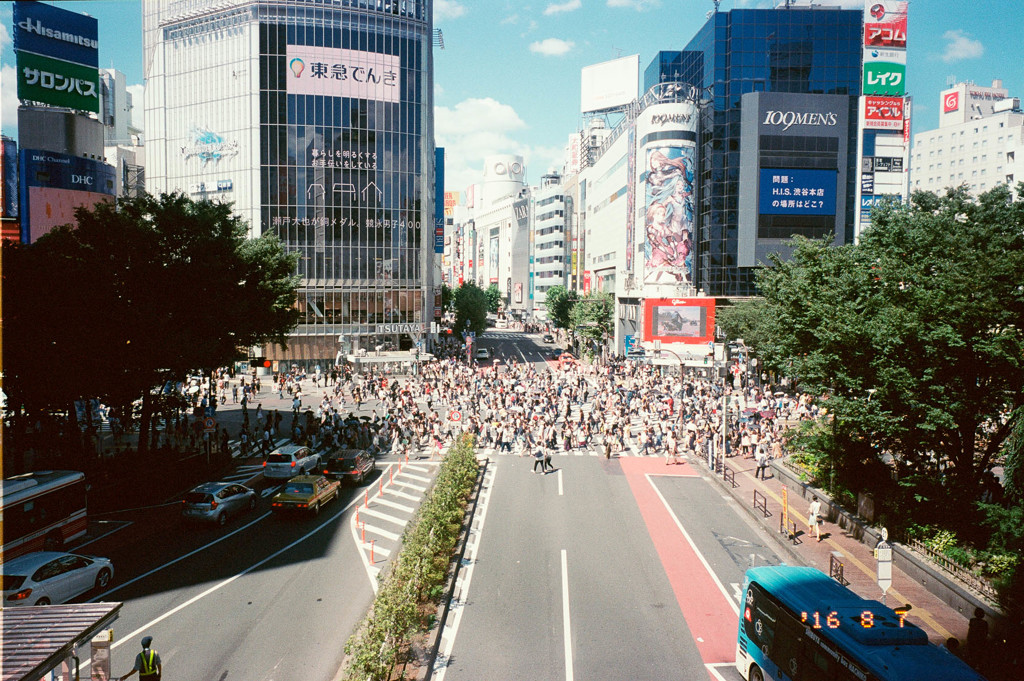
[946,74,957,87]
[433,29,445,50]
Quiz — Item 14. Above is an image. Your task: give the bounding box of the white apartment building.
[911,79,1024,196]
[532,172,568,313]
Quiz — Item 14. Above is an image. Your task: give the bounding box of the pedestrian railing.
[779,515,801,545]
[905,538,1000,602]
[829,551,849,585]
[753,489,772,518]
[723,466,739,488]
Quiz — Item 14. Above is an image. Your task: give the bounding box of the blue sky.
[2,0,1021,190]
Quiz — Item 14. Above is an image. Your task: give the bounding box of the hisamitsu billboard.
[14,1,98,68]
[759,169,837,216]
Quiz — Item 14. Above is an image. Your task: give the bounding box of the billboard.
[943,90,959,113]
[625,128,637,272]
[286,45,400,103]
[644,298,716,344]
[863,62,905,97]
[581,54,639,114]
[13,1,98,67]
[19,149,115,243]
[16,50,100,113]
[1,137,17,219]
[444,191,459,216]
[863,96,905,130]
[759,169,837,216]
[644,145,695,286]
[863,1,908,48]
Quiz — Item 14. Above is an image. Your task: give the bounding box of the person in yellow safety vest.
[120,636,162,681]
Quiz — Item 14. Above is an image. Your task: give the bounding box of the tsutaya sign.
[375,323,426,334]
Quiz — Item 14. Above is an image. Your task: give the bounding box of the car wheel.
[749,665,764,681]
[95,568,112,591]
[35,597,51,606]
[217,512,227,527]
[312,502,320,516]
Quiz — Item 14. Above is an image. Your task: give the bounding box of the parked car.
[474,347,493,360]
[181,482,258,526]
[323,449,376,485]
[542,334,554,343]
[262,445,320,481]
[270,475,340,515]
[2,551,113,606]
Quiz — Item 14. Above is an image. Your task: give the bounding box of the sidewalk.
[695,447,988,661]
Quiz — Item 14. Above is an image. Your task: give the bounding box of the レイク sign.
[286,45,400,103]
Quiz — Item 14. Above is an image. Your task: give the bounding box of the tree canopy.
[544,285,578,330]
[484,283,502,314]
[452,282,488,337]
[569,291,614,346]
[754,186,1024,519]
[3,192,300,428]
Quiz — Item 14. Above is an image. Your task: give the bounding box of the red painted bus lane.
[620,457,738,672]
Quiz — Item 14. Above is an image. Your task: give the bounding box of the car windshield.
[267,454,292,463]
[283,483,313,494]
[2,575,26,590]
[185,492,213,504]
[328,456,356,470]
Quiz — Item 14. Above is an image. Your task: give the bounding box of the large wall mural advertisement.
[644,145,695,285]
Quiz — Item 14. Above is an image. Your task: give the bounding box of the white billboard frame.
[581,54,639,114]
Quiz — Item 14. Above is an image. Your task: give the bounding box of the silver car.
[263,445,321,481]
[181,482,258,525]
[2,551,114,606]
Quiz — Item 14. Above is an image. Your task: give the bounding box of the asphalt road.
[435,329,788,681]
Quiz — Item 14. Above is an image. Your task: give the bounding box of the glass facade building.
[673,8,863,297]
[144,0,434,363]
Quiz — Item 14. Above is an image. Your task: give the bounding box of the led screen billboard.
[20,149,115,243]
[644,298,715,344]
[286,45,400,103]
[759,169,837,216]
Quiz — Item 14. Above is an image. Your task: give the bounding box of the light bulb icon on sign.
[290,58,305,78]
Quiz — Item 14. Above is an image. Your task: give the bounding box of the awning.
[1,602,122,681]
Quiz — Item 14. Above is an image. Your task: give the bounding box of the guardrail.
[779,515,801,545]
[905,537,1000,603]
[723,466,738,488]
[753,489,772,518]
[829,551,848,586]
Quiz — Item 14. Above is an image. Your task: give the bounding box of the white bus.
[1,471,88,563]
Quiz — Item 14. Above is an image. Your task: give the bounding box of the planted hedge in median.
[344,433,480,681]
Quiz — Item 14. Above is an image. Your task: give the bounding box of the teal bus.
[737,566,985,681]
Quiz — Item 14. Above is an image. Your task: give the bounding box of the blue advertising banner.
[434,147,445,253]
[759,169,837,216]
[14,1,99,68]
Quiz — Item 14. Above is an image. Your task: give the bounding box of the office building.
[143,0,435,363]
[911,80,1024,196]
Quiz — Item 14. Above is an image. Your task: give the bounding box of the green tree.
[452,282,488,337]
[544,284,577,330]
[715,298,770,357]
[484,283,502,314]
[440,283,454,314]
[569,292,613,350]
[3,192,300,457]
[755,186,1024,528]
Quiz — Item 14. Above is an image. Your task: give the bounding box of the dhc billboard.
[20,149,116,244]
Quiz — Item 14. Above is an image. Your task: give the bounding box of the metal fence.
[905,538,1000,603]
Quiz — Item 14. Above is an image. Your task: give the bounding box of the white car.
[2,551,114,606]
[262,445,321,481]
[474,347,493,360]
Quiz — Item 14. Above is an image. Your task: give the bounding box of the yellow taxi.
[270,475,340,516]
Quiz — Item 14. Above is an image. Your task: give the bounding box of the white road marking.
[732,582,742,605]
[562,548,574,681]
[373,497,415,513]
[645,473,741,617]
[558,469,564,496]
[360,507,408,527]
[433,465,497,681]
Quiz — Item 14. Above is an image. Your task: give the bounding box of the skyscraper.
[143,0,435,363]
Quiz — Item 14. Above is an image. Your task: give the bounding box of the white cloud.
[434,0,467,21]
[435,97,529,190]
[941,30,983,63]
[0,20,11,51]
[544,0,583,15]
[1,64,18,137]
[529,38,575,56]
[606,0,661,9]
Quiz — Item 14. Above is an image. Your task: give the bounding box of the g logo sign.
[943,92,960,113]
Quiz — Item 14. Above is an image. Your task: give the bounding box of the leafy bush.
[344,434,480,681]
